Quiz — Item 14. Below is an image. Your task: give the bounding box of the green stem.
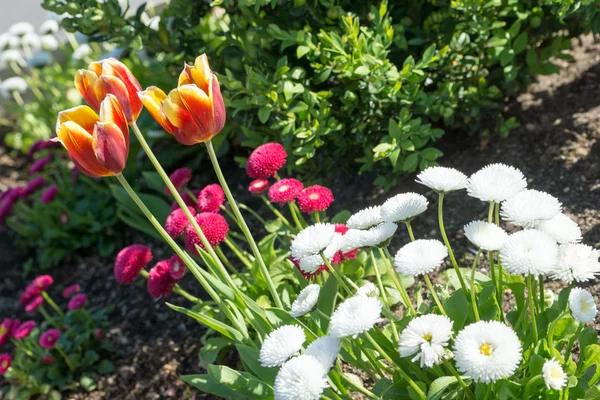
[335,366,379,399]
[259,196,294,229]
[173,285,202,304]
[438,193,468,293]
[565,324,583,363]
[539,275,545,313]
[216,246,252,288]
[239,203,267,226]
[288,201,304,230]
[527,275,539,343]
[369,249,400,343]
[224,238,253,270]
[56,345,75,372]
[470,250,482,321]
[381,247,416,317]
[315,211,321,223]
[39,306,60,329]
[405,221,416,241]
[205,140,283,308]
[443,360,474,400]
[10,338,34,358]
[424,274,447,316]
[41,291,64,318]
[320,253,356,295]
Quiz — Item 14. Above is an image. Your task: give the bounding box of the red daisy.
[167,254,186,281]
[246,143,287,179]
[184,212,229,256]
[268,178,304,205]
[147,260,176,299]
[164,168,192,196]
[114,244,153,285]
[165,206,196,238]
[248,179,270,195]
[197,184,225,213]
[297,185,334,214]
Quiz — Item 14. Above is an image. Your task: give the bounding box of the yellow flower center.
[422,333,432,342]
[0,328,6,336]
[580,299,592,313]
[278,185,289,193]
[550,366,563,379]
[480,343,493,356]
[309,193,320,200]
[1,361,6,369]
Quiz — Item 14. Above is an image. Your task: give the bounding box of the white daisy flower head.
[568,288,597,324]
[259,325,306,367]
[346,206,383,230]
[381,193,428,223]
[304,335,341,371]
[467,163,527,203]
[398,314,453,368]
[551,243,600,284]
[394,239,448,276]
[499,229,558,276]
[296,255,324,275]
[416,166,468,193]
[0,33,11,51]
[41,35,59,51]
[453,320,522,384]
[463,221,508,251]
[39,20,60,34]
[536,213,582,244]
[290,284,320,317]
[21,33,42,51]
[330,295,383,338]
[72,44,92,61]
[8,22,35,36]
[8,36,21,49]
[0,49,24,69]
[544,288,556,309]
[360,222,398,248]
[291,223,336,259]
[542,358,567,390]
[338,229,366,252]
[274,355,329,400]
[355,281,379,298]
[501,189,562,228]
[0,77,28,98]
[322,232,344,260]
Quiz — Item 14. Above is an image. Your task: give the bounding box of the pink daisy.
[167,254,186,281]
[164,168,192,196]
[290,257,329,280]
[68,294,87,310]
[248,179,269,195]
[246,143,287,179]
[268,178,304,205]
[13,321,36,340]
[197,184,225,213]
[39,329,61,349]
[0,353,11,374]
[32,275,53,291]
[20,285,42,306]
[297,185,334,214]
[165,206,196,238]
[147,261,176,299]
[62,284,81,298]
[184,212,229,256]
[22,177,45,197]
[0,319,19,347]
[25,296,44,312]
[114,244,153,285]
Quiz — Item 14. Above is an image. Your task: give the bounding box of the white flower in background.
[346,206,383,230]
[381,193,428,223]
[305,336,341,370]
[8,22,35,36]
[501,189,562,228]
[569,288,597,324]
[330,295,382,338]
[551,243,600,284]
[338,229,367,252]
[274,355,329,400]
[0,33,11,51]
[291,223,336,259]
[26,52,53,68]
[463,221,508,251]
[467,163,527,203]
[290,284,320,317]
[0,77,28,98]
[39,20,60,34]
[8,35,21,49]
[141,13,161,31]
[355,281,379,297]
[542,358,567,390]
[259,325,306,367]
[536,213,582,244]
[416,166,468,193]
[0,49,25,69]
[360,222,398,248]
[544,288,556,308]
[394,239,448,276]
[22,33,42,51]
[399,314,453,368]
[454,320,522,384]
[72,44,92,61]
[296,255,324,276]
[41,35,59,51]
[499,230,558,276]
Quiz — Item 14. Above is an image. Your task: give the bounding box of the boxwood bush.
[43,0,600,188]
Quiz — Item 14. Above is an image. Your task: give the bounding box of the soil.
[1,34,600,399]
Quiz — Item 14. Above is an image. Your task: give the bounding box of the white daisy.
[360,222,398,248]
[467,163,527,203]
[8,22,35,36]
[330,295,382,338]
[291,223,337,259]
[72,44,92,61]
[398,314,453,368]
[22,33,42,51]
[568,288,597,324]
[542,358,567,390]
[259,325,306,367]
[304,335,341,371]
[290,285,320,317]
[8,36,21,49]
[39,20,60,35]
[381,193,428,223]
[296,255,325,275]
[338,229,367,252]
[355,282,379,297]
[41,35,59,51]
[463,221,508,251]
[274,355,329,400]
[416,166,468,193]
[536,213,582,244]
[346,206,383,230]
[0,49,25,69]
[501,189,562,228]
[453,320,522,384]
[0,77,28,98]
[551,243,600,284]
[499,230,558,276]
[0,33,11,51]
[394,239,448,276]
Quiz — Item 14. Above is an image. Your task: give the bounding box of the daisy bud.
[246,143,287,179]
[355,282,379,298]
[542,358,567,390]
[167,254,186,281]
[184,212,229,256]
[291,223,336,259]
[330,295,382,339]
[13,320,35,340]
[551,243,600,284]
[463,221,508,251]
[500,230,558,276]
[536,213,582,244]
[165,206,196,238]
[147,260,176,298]
[42,355,55,364]
[259,325,306,367]
[398,314,453,368]
[274,355,328,400]
[114,244,153,285]
[29,154,52,174]
[68,293,87,310]
[467,163,527,203]
[32,275,53,291]
[416,166,467,193]
[0,353,11,375]
[568,288,597,323]
[40,185,58,204]
[268,178,304,205]
[290,284,320,317]
[164,168,192,196]
[197,184,225,213]
[249,179,269,195]
[304,336,341,371]
[297,185,334,214]
[39,328,61,349]
[346,206,384,230]
[22,176,45,197]
[25,296,44,312]
[62,284,81,298]
[544,289,556,309]
[381,193,428,223]
[394,239,448,277]
[501,189,562,228]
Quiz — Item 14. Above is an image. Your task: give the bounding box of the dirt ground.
[1,34,600,399]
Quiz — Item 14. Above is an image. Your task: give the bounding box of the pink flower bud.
[68,293,87,310]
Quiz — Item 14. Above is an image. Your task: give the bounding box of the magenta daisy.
[184,212,229,256]
[197,184,225,213]
[114,244,153,285]
[68,293,87,310]
[297,185,334,214]
[164,167,192,196]
[39,329,61,349]
[246,143,287,179]
[268,178,304,205]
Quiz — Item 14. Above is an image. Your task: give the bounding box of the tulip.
[138,54,225,145]
[55,94,129,178]
[75,57,143,123]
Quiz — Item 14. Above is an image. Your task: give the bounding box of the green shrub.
[42,0,600,188]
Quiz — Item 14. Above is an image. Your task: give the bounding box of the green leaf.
[316,273,338,332]
[79,375,97,392]
[142,171,167,194]
[354,66,370,76]
[444,290,470,331]
[477,285,499,321]
[582,344,600,374]
[235,344,278,384]
[331,210,351,224]
[200,337,233,364]
[389,119,402,140]
[428,376,459,400]
[258,106,271,124]
[402,152,419,172]
[207,364,249,390]
[553,315,579,342]
[513,32,528,54]
[580,327,598,357]
[96,359,114,375]
[296,45,311,58]
[166,303,245,342]
[181,374,247,399]
[372,377,409,399]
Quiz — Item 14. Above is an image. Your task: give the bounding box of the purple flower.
[39,329,61,349]
[13,320,36,339]
[22,177,45,197]
[41,186,58,204]
[29,154,53,174]
[71,168,80,184]
[68,293,87,310]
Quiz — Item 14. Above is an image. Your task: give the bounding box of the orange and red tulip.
[75,58,143,123]
[55,94,129,178]
[138,54,226,145]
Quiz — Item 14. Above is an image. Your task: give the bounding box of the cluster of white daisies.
[266,164,599,399]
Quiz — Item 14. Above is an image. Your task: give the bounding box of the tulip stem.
[41,291,64,318]
[438,193,469,294]
[205,140,283,309]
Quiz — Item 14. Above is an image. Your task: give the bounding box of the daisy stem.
[363,331,427,400]
[288,202,304,230]
[320,253,358,294]
[424,274,447,316]
[483,383,493,400]
[443,360,475,400]
[315,211,321,223]
[470,250,482,321]
[565,324,583,363]
[369,249,400,343]
[539,275,545,313]
[10,338,34,358]
[141,269,200,303]
[335,366,379,399]
[405,221,416,241]
[205,140,283,309]
[438,193,469,294]
[527,275,539,343]
[259,196,294,229]
[56,345,76,372]
[224,238,253,270]
[39,306,60,329]
[41,291,64,318]
[381,247,416,317]
[238,203,267,226]
[215,246,252,288]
